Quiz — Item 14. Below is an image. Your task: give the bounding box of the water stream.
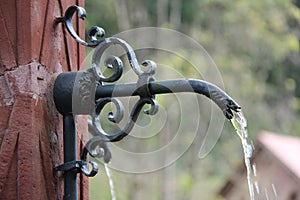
[101,109,275,200]
[230,110,255,200]
[104,163,116,200]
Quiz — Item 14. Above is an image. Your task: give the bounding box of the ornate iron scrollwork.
[54,5,241,183]
[82,37,160,166]
[56,5,162,175]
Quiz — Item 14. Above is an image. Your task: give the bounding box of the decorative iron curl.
[82,97,158,164]
[94,97,158,140]
[56,5,105,47]
[90,37,151,83]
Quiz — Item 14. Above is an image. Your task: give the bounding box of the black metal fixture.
[54,5,241,200]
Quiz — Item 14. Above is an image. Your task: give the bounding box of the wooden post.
[0,0,88,199]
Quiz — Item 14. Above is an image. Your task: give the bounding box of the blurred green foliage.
[84,0,300,199]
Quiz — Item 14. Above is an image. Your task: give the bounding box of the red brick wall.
[0,0,88,199]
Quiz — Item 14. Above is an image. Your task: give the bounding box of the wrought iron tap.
[53,5,241,200]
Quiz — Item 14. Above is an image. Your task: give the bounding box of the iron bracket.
[54,160,98,177]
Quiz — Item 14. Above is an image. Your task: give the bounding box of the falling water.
[230,110,255,200]
[265,188,269,200]
[104,163,116,200]
[252,163,260,195]
[272,184,278,199]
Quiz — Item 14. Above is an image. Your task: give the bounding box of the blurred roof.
[258,131,300,179]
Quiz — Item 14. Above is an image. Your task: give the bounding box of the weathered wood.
[0,0,17,72]
[0,0,88,199]
[61,0,80,72]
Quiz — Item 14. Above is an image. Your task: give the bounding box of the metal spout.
[96,79,241,120]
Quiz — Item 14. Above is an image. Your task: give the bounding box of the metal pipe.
[63,115,77,200]
[96,79,240,119]
[96,79,223,97]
